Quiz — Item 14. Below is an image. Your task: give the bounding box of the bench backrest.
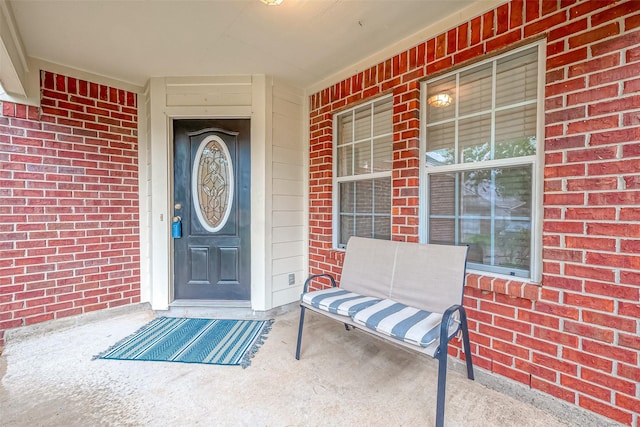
[340,237,469,314]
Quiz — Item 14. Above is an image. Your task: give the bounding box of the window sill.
[465,272,541,301]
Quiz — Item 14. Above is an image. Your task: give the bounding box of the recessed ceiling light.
[261,0,284,5]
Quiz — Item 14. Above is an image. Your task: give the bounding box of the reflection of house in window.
[426,150,452,168]
[461,173,530,269]
[428,164,533,274]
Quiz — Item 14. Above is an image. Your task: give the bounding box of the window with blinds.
[422,44,542,279]
[334,97,393,248]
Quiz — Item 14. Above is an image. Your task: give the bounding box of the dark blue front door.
[173,119,251,301]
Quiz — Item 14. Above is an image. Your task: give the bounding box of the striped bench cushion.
[352,299,443,348]
[302,288,381,317]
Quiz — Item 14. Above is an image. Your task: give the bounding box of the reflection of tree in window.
[461,166,532,271]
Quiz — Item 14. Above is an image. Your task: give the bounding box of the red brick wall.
[0,71,140,348]
[309,1,640,425]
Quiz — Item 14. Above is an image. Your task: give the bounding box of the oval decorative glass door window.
[192,135,234,232]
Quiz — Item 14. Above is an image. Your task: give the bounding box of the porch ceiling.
[8,0,481,90]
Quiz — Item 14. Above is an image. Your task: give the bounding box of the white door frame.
[141,75,271,311]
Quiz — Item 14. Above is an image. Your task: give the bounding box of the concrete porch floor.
[0,308,600,426]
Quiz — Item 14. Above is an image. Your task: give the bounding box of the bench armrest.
[437,304,464,356]
[302,274,337,293]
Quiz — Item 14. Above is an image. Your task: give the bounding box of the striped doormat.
[95,317,273,368]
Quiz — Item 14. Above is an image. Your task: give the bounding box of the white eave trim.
[0,0,28,99]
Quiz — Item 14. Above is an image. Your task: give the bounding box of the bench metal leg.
[435,305,475,427]
[435,341,448,427]
[295,305,306,360]
[460,307,475,380]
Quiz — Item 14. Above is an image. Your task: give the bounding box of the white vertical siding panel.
[272,163,304,181]
[271,81,305,302]
[273,146,303,166]
[273,178,304,196]
[272,210,304,227]
[273,195,304,210]
[273,286,306,307]
[273,241,305,259]
[273,226,305,243]
[272,256,304,275]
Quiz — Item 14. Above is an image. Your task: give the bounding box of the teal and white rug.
[95,317,273,368]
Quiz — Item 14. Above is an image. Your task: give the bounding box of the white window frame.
[419,41,546,282]
[332,96,394,250]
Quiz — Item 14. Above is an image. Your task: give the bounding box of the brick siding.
[308,1,640,425]
[0,71,140,348]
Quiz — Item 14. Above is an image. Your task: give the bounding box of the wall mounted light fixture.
[427,93,452,108]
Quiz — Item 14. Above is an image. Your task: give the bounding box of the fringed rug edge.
[240,319,275,369]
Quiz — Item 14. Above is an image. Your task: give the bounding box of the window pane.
[354,141,371,175]
[355,180,373,213]
[356,216,373,238]
[459,114,491,164]
[339,178,391,244]
[374,216,391,240]
[496,47,538,107]
[459,63,492,116]
[372,135,392,172]
[337,145,352,177]
[427,76,456,122]
[339,113,353,145]
[429,173,455,216]
[460,217,491,266]
[495,105,537,159]
[495,166,532,215]
[461,169,492,217]
[373,98,393,136]
[426,122,455,166]
[340,215,354,246]
[428,165,532,276]
[340,182,354,213]
[429,218,455,245]
[460,217,531,275]
[374,178,391,213]
[354,106,372,141]
[495,218,531,272]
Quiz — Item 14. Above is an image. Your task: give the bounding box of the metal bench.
[295,236,474,427]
